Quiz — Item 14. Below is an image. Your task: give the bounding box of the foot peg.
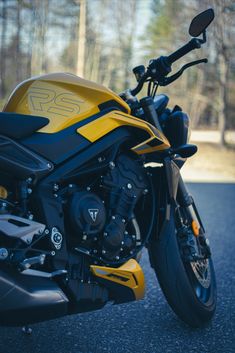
[20,254,46,270]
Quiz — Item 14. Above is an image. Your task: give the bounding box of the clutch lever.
[159,58,208,86]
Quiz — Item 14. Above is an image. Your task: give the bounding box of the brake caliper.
[177,225,211,262]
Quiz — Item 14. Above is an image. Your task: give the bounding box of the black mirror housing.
[189,8,214,37]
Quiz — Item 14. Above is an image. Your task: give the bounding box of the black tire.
[148,206,217,328]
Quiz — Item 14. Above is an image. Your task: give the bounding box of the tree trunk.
[16,0,22,83]
[41,0,49,73]
[218,53,229,147]
[76,0,86,77]
[0,0,7,98]
[26,3,35,78]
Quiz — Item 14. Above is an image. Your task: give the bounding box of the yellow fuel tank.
[3,73,131,133]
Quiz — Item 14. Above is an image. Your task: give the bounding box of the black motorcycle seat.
[0,112,49,139]
[153,94,169,114]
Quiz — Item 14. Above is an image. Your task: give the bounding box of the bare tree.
[0,0,7,98]
[213,0,235,146]
[76,0,86,77]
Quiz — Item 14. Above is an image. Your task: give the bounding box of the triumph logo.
[88,209,99,222]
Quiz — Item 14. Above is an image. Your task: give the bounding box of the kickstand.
[22,325,33,335]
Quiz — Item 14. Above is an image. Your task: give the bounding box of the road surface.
[0,183,234,353]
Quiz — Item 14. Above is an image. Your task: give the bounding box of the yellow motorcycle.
[0,9,216,328]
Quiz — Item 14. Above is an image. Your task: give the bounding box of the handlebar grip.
[167,39,201,65]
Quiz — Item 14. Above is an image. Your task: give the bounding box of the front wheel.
[148,204,217,328]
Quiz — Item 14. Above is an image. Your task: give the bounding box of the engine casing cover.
[69,191,106,236]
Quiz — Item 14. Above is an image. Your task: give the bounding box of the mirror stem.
[198,30,207,44]
[202,30,207,43]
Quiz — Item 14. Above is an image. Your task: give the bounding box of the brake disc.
[190,259,211,288]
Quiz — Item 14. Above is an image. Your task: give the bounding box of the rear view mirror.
[189,8,214,37]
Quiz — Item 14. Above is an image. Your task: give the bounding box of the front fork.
[164,157,210,261]
[177,175,205,235]
[164,156,204,233]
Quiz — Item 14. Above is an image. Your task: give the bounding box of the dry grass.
[181,143,235,182]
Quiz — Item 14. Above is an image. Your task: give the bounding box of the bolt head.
[115,256,120,260]
[109,161,115,169]
[53,184,59,191]
[53,233,62,243]
[0,248,8,259]
[22,326,33,335]
[102,250,106,254]
[127,183,132,189]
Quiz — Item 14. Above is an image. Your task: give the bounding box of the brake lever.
[159,58,208,86]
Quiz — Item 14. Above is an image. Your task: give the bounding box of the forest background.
[0,0,234,147]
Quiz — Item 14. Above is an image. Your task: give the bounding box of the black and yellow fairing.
[2,73,169,304]
[3,73,170,157]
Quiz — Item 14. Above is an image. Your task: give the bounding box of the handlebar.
[167,38,202,65]
[160,58,208,86]
[129,33,207,97]
[130,72,148,96]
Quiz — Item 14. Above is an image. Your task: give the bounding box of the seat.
[0,112,49,139]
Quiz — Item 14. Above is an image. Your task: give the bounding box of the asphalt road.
[0,183,234,353]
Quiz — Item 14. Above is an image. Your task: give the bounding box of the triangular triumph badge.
[88,209,99,222]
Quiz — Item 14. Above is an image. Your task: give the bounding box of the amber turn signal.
[192,220,200,237]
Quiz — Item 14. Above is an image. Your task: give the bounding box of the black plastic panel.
[22,129,90,164]
[164,111,189,148]
[153,94,169,115]
[98,99,129,113]
[0,270,68,326]
[0,135,52,180]
[21,110,112,164]
[40,127,131,184]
